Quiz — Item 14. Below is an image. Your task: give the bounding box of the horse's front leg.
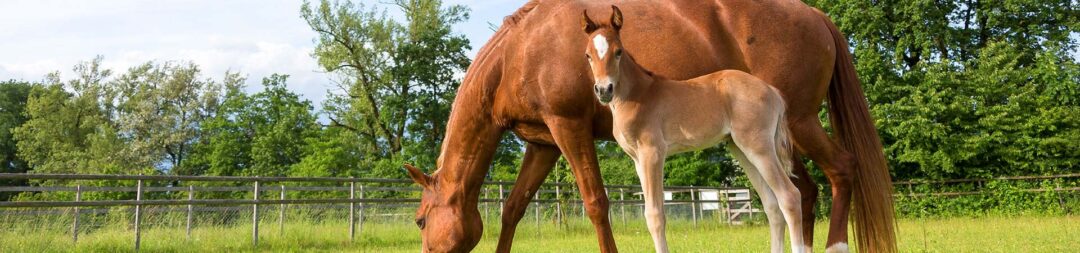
[496,142,561,253]
[546,116,618,253]
[632,144,669,253]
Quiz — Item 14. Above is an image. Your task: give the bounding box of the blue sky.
[0,0,526,107]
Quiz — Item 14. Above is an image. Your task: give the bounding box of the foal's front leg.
[631,145,669,253]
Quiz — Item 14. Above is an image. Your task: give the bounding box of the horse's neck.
[431,29,509,206]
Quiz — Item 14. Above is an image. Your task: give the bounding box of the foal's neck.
[611,53,659,107]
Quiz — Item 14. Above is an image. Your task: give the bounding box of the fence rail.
[2,172,1077,251]
[0,173,749,252]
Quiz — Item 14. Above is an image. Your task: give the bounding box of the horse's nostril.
[606,85,613,93]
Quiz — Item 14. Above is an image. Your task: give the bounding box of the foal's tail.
[773,94,795,178]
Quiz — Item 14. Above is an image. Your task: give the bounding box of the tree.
[301,0,471,175]
[191,74,317,177]
[0,80,35,200]
[805,0,1079,180]
[248,74,318,177]
[111,62,225,175]
[13,57,136,175]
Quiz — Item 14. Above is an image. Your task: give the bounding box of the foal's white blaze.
[825,243,849,253]
[593,34,609,59]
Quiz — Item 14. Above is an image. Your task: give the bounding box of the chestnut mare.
[583,7,805,252]
[403,1,895,253]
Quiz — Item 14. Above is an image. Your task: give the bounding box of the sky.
[0,0,526,107]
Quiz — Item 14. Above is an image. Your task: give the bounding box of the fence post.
[534,192,540,236]
[279,185,285,236]
[253,180,260,248]
[580,190,585,219]
[134,179,142,252]
[691,188,698,228]
[619,189,626,226]
[358,185,365,237]
[72,185,81,243]
[555,184,562,228]
[187,185,193,239]
[483,187,489,219]
[498,184,505,215]
[349,180,356,242]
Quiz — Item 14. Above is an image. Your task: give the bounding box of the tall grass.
[1,215,1076,252]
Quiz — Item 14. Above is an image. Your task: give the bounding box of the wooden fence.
[0,173,745,251]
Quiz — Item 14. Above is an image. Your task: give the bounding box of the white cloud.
[0,0,530,108]
[0,0,333,106]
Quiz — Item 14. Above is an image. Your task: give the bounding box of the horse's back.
[485,0,835,139]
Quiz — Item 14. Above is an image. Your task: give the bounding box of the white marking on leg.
[825,243,849,253]
[593,35,609,59]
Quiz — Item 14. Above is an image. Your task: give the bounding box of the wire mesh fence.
[3,173,1077,251]
[0,173,750,251]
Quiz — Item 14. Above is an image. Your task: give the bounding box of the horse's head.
[583,5,625,105]
[404,164,482,253]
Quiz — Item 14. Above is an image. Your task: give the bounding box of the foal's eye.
[614,49,623,57]
[585,54,591,60]
[415,217,426,229]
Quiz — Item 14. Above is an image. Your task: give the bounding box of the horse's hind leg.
[496,142,561,253]
[788,116,855,253]
[728,144,787,253]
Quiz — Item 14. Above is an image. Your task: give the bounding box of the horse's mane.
[456,1,541,115]
[434,1,542,174]
[502,0,541,27]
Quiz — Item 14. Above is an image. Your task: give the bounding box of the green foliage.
[893,178,1079,217]
[0,80,35,200]
[190,74,318,178]
[806,0,1079,181]
[13,57,128,176]
[301,0,473,175]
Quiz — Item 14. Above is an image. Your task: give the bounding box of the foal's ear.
[404,164,433,189]
[582,10,598,34]
[610,5,623,31]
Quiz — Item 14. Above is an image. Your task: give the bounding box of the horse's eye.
[585,53,591,60]
[614,49,623,57]
[415,217,426,229]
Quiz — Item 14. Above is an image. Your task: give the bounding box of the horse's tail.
[821,13,898,253]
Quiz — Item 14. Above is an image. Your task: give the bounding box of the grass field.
[1,215,1077,252]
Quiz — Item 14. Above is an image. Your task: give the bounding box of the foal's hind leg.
[729,139,806,253]
[727,143,787,253]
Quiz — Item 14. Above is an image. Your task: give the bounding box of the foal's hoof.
[824,243,849,253]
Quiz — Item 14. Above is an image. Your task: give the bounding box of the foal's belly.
[664,125,731,155]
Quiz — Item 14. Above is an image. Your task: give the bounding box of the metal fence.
[0,173,749,251]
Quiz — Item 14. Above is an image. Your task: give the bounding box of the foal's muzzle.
[594,83,613,104]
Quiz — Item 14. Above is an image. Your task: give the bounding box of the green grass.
[1,215,1077,252]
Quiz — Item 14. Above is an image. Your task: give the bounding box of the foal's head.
[583,5,625,105]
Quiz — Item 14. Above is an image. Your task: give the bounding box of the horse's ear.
[404,164,433,188]
[582,10,598,34]
[610,5,623,31]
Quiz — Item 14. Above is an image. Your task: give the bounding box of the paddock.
[1,173,1076,252]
